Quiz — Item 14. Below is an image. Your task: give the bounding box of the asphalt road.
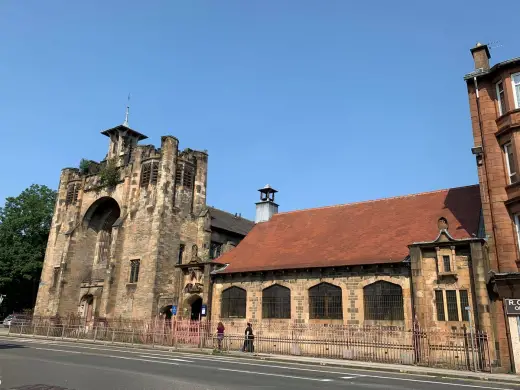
[0,336,518,390]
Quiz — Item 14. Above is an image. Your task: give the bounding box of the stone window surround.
[139,158,160,187]
[436,246,457,276]
[433,288,472,323]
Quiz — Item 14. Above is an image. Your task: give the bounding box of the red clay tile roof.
[215,185,481,273]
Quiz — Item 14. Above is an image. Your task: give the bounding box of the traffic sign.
[171,305,177,315]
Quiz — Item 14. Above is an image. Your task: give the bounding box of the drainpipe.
[473,75,512,371]
[473,76,500,271]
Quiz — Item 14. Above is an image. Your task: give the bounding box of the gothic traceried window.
[183,163,194,189]
[221,286,246,318]
[66,183,80,205]
[175,163,183,185]
[363,281,404,321]
[262,284,291,319]
[150,161,159,184]
[309,283,343,319]
[140,161,159,187]
[140,163,151,187]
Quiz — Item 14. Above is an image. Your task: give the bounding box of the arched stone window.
[221,286,246,318]
[309,282,343,319]
[363,281,404,321]
[66,183,80,205]
[262,284,290,319]
[140,160,159,187]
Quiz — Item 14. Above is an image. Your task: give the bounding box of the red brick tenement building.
[465,43,520,373]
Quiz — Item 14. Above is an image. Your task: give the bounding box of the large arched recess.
[82,197,121,267]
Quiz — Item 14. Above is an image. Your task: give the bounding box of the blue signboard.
[201,304,207,317]
[171,305,177,315]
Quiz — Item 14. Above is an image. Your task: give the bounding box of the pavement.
[0,335,519,390]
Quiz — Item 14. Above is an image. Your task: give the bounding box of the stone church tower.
[34,116,252,321]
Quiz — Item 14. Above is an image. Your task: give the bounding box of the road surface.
[0,336,518,390]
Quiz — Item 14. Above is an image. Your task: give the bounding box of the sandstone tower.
[34,116,252,321]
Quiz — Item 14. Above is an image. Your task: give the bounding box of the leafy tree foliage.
[0,184,56,315]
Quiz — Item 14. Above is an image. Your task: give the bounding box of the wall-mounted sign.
[201,304,207,317]
[504,299,520,316]
[171,305,177,316]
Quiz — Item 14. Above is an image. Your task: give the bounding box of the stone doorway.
[160,305,173,320]
[79,294,94,325]
[191,297,202,320]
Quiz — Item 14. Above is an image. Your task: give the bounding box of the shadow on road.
[9,385,72,389]
[0,343,26,350]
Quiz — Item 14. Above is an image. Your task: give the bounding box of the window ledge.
[439,271,457,277]
[126,283,137,288]
[506,180,520,190]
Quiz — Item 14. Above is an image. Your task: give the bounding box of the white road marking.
[6,336,518,388]
[345,375,515,390]
[9,339,356,376]
[32,347,178,366]
[34,347,81,354]
[138,354,193,363]
[217,367,333,382]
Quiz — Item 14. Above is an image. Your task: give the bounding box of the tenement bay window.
[496,80,506,116]
[221,286,246,318]
[514,214,520,251]
[262,284,291,319]
[129,259,140,283]
[363,281,404,321]
[309,282,343,319]
[504,142,517,184]
[513,73,520,110]
[435,289,470,322]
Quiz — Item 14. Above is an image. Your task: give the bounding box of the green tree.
[0,184,56,315]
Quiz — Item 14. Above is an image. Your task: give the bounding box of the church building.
[34,115,253,322]
[210,184,496,363]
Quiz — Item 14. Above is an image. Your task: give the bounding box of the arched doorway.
[191,297,202,320]
[160,305,173,320]
[79,294,94,325]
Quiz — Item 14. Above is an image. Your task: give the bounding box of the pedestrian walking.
[217,322,225,351]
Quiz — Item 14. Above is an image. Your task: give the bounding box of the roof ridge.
[208,206,254,223]
[276,184,479,217]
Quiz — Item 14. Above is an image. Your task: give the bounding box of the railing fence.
[8,316,491,372]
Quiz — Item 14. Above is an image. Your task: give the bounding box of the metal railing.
[8,317,491,372]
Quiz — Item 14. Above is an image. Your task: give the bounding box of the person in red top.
[217,322,225,351]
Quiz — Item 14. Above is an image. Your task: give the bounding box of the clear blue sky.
[1,1,518,220]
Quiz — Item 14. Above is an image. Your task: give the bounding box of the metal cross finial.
[123,93,131,127]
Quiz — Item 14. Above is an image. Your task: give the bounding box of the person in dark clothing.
[216,322,225,351]
[243,323,254,352]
